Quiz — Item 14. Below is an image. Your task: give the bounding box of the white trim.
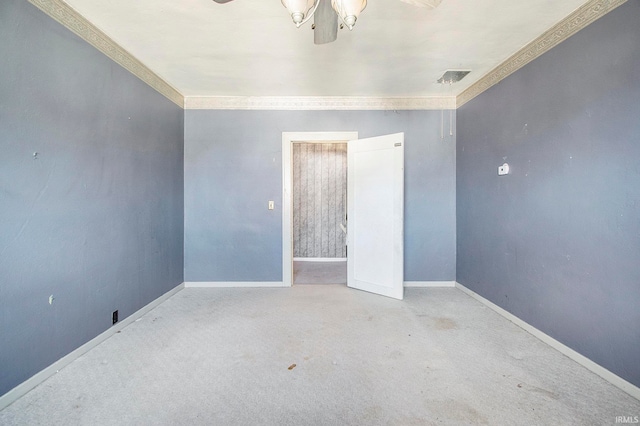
[457,0,628,107]
[185,96,455,111]
[184,282,287,288]
[282,132,358,288]
[455,282,640,401]
[0,282,185,411]
[404,281,456,288]
[293,257,347,262]
[27,0,184,108]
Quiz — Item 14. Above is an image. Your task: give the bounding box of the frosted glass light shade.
[282,0,318,27]
[331,0,367,30]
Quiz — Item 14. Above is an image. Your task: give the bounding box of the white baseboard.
[293,258,347,262]
[188,281,454,289]
[187,281,452,288]
[455,281,640,401]
[0,282,185,411]
[184,281,288,288]
[404,281,456,288]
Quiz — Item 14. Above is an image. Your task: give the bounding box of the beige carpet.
[1,287,638,425]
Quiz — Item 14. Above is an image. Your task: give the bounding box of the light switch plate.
[268,201,275,210]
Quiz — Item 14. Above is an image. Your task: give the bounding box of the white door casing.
[347,133,404,300]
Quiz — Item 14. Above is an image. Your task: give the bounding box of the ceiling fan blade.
[212,0,235,3]
[314,0,338,45]
[398,0,441,8]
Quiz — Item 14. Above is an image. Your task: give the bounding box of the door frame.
[282,131,358,287]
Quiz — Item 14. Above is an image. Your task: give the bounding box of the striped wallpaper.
[292,143,347,258]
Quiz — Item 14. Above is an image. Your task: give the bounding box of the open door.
[347,133,404,300]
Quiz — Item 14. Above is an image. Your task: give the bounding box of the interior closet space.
[292,142,347,285]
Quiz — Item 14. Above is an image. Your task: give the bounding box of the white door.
[347,133,404,300]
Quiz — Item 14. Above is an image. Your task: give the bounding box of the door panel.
[347,133,404,300]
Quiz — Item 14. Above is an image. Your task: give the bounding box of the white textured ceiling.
[63,0,588,98]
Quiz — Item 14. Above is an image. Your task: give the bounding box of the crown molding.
[28,0,184,108]
[184,96,456,111]
[29,0,626,111]
[457,0,628,107]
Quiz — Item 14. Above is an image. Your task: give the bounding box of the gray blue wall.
[457,1,640,388]
[184,110,456,282]
[0,0,184,397]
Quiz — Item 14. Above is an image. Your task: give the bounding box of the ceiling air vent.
[437,70,471,84]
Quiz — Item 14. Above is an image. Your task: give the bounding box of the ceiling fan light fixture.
[331,0,367,30]
[282,0,319,27]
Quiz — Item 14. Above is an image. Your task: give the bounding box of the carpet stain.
[288,364,296,370]
[241,353,255,362]
[518,382,560,400]
[425,400,488,424]
[389,350,404,360]
[397,416,430,425]
[434,317,458,330]
[508,351,525,360]
[363,405,384,422]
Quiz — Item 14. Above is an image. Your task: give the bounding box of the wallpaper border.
[28,0,627,110]
[457,0,628,107]
[28,0,184,107]
[184,96,456,111]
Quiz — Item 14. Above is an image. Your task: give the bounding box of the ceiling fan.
[212,0,442,45]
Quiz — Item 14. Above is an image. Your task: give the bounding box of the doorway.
[282,132,358,287]
[292,142,347,285]
[282,131,405,299]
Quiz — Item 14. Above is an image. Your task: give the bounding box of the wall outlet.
[498,163,510,176]
[112,310,118,325]
[268,201,275,210]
